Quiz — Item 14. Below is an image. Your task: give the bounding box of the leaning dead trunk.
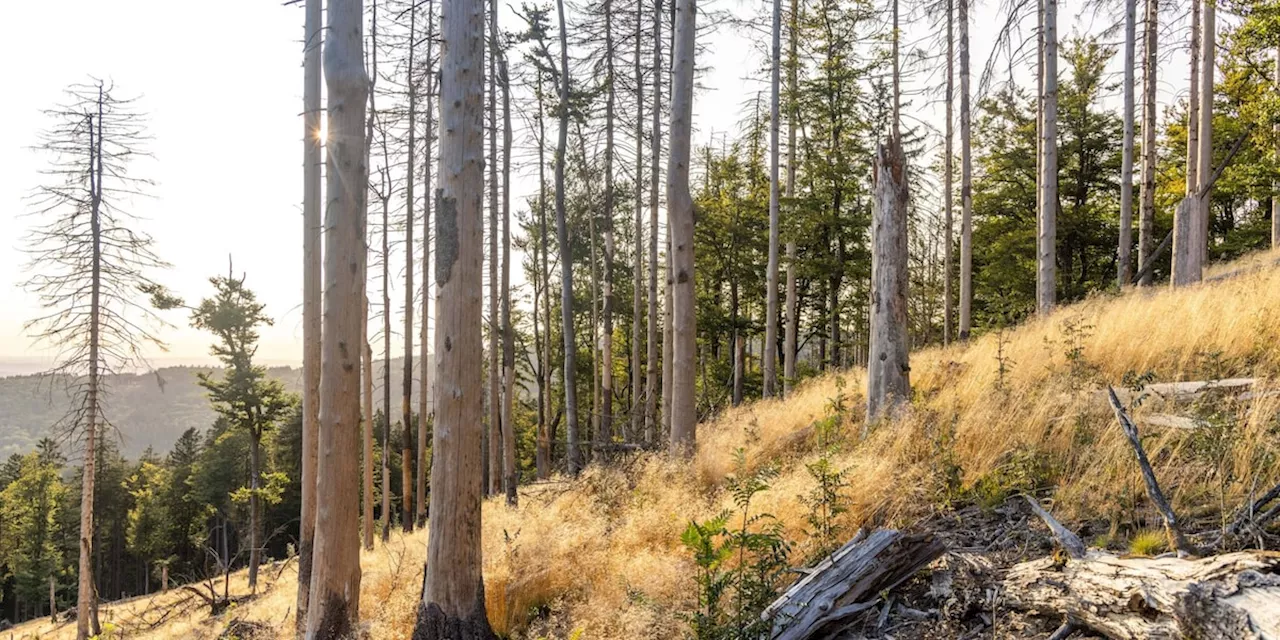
[865,139,911,427]
[306,0,368,633]
[1118,0,1136,286]
[296,0,323,626]
[413,0,496,630]
[667,0,698,456]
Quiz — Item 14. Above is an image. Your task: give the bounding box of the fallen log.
[762,529,946,640]
[1004,550,1280,639]
[1104,378,1256,404]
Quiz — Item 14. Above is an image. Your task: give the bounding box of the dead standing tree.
[20,81,171,640]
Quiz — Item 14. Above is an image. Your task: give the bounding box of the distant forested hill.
[0,359,420,459]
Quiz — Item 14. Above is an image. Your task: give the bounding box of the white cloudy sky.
[0,0,1199,373]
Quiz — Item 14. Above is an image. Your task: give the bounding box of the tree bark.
[601,0,618,446]
[536,73,553,480]
[667,0,697,456]
[957,0,973,339]
[1137,0,1158,286]
[500,44,517,506]
[76,110,101,639]
[763,0,782,398]
[1274,51,1280,250]
[783,0,799,393]
[248,432,261,591]
[297,0,323,626]
[1175,0,1202,286]
[1118,0,1136,287]
[1196,0,1215,270]
[418,0,437,527]
[488,0,502,496]
[382,183,393,539]
[1038,0,1058,315]
[631,0,645,442]
[413,0,496,629]
[943,0,954,345]
[364,294,375,551]
[866,139,911,427]
[403,0,419,532]
[307,0,368,633]
[646,0,663,444]
[556,0,582,475]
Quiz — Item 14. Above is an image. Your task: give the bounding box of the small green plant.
[1121,369,1157,408]
[970,445,1056,511]
[1045,316,1097,389]
[681,450,791,640]
[994,328,1015,392]
[931,415,965,508]
[1128,529,1168,557]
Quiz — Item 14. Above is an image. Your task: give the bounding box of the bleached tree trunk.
[1196,0,1214,270]
[667,0,697,456]
[866,139,911,428]
[381,180,392,539]
[1174,0,1202,286]
[763,0,781,398]
[536,74,553,479]
[662,240,673,441]
[957,0,973,339]
[413,0,496,629]
[646,0,663,443]
[556,0,582,475]
[296,0,323,625]
[402,1,420,533]
[418,0,438,528]
[943,0,954,345]
[488,0,502,495]
[306,0,368,633]
[1138,0,1158,286]
[75,117,101,638]
[363,293,375,551]
[783,0,799,394]
[1037,0,1058,315]
[500,45,516,506]
[600,0,618,446]
[1118,0,1136,286]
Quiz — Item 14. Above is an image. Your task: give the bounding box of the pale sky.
[0,0,1195,372]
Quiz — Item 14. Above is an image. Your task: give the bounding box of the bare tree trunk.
[364,293,375,550]
[500,46,517,506]
[646,0,663,443]
[381,183,393,539]
[588,191,601,455]
[1037,0,1058,315]
[307,0,368,632]
[413,0,495,630]
[957,0,973,339]
[1196,0,1214,270]
[763,0,781,398]
[631,0,645,443]
[1275,51,1280,250]
[865,139,911,428]
[248,432,261,591]
[662,239,673,441]
[487,0,502,496]
[1137,0,1158,286]
[556,0,582,475]
[783,0,799,394]
[536,74,553,480]
[402,1,419,532]
[1118,0,1136,287]
[667,0,697,456]
[297,0,323,625]
[1175,0,1202,286]
[601,0,617,448]
[418,0,437,528]
[943,0,954,345]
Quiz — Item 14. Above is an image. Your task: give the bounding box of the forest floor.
[10,249,1280,640]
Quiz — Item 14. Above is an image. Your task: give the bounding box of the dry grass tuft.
[11,250,1280,640]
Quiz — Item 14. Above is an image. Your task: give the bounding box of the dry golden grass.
[11,250,1280,639]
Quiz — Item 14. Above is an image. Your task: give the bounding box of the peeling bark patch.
[436,190,459,285]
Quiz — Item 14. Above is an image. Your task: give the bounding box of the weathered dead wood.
[762,529,945,640]
[1005,550,1280,639]
[1105,378,1256,404]
[1107,386,1196,556]
[1023,496,1087,559]
[1047,621,1079,640]
[1230,481,1280,537]
[1142,413,1209,430]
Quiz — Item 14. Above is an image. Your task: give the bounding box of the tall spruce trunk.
[1175,0,1202,286]
[866,139,911,427]
[602,0,617,447]
[402,2,419,532]
[413,0,495,629]
[381,185,393,539]
[1196,0,1214,270]
[632,0,645,442]
[943,0,954,344]
[248,432,262,591]
[957,0,973,338]
[556,0,582,474]
[763,0,782,397]
[75,110,103,640]
[1118,0,1137,286]
[783,0,799,394]
[1037,0,1058,315]
[646,0,663,443]
[536,74,553,479]
[363,293,375,550]
[418,0,437,527]
[667,0,697,456]
[1138,0,1158,286]
[487,0,502,495]
[500,47,517,506]
[306,0,368,633]
[588,186,602,456]
[296,0,323,625]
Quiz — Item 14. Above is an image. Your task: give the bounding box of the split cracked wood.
[762,529,945,640]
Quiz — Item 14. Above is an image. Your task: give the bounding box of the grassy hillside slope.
[12,250,1280,639]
